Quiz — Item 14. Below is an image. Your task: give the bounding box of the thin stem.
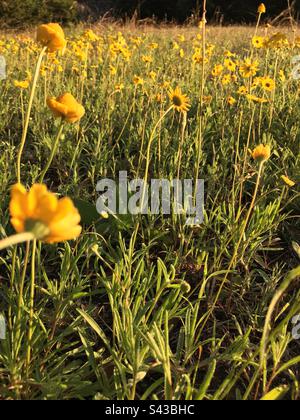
[195,0,207,195]
[177,112,187,180]
[14,241,30,358]
[39,122,65,183]
[16,47,47,184]
[26,239,37,374]
[0,232,35,251]
[254,14,262,38]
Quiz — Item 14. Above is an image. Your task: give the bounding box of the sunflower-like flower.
[47,93,85,123]
[252,144,271,163]
[240,59,259,78]
[133,75,144,86]
[227,96,236,106]
[238,86,249,95]
[37,23,66,53]
[261,77,275,92]
[10,184,82,244]
[169,87,191,113]
[224,58,236,72]
[252,36,265,49]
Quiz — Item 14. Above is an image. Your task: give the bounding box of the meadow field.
[0,19,300,400]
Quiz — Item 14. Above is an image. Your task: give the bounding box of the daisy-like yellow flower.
[212,64,223,78]
[149,42,159,50]
[224,58,236,72]
[133,75,144,86]
[222,74,231,86]
[10,184,82,243]
[47,93,85,123]
[227,96,236,106]
[281,175,296,187]
[192,51,208,65]
[258,3,266,14]
[142,55,153,64]
[240,59,259,78]
[169,87,191,113]
[252,144,271,163]
[252,36,264,49]
[261,77,275,91]
[238,86,249,95]
[14,80,30,89]
[40,64,48,77]
[37,23,66,53]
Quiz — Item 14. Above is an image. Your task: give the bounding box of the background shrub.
[0,0,77,28]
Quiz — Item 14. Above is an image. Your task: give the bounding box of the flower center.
[172,95,183,107]
[25,219,50,240]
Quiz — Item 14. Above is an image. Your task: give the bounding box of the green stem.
[26,239,37,374]
[195,1,207,188]
[177,112,187,180]
[14,241,30,358]
[39,122,65,183]
[0,232,35,251]
[16,47,47,184]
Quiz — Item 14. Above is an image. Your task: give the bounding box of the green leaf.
[195,359,217,400]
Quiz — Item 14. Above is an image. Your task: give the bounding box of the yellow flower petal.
[37,23,66,53]
[47,93,85,123]
[281,175,296,187]
[9,184,82,243]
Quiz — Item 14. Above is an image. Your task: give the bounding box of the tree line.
[0,0,297,28]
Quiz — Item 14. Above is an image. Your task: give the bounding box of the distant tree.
[113,0,293,22]
[0,0,297,27]
[0,0,77,27]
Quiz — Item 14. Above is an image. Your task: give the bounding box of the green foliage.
[0,0,77,28]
